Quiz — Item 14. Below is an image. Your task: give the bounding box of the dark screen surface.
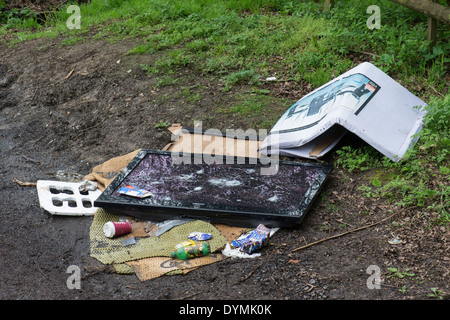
[95,150,332,227]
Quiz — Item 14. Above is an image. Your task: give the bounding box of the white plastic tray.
[36,180,102,216]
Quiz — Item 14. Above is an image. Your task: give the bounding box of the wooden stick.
[427,0,438,47]
[177,291,203,300]
[65,69,74,80]
[291,210,407,253]
[20,153,41,165]
[239,263,262,283]
[13,178,36,187]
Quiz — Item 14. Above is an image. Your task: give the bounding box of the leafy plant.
[387,267,415,279]
[154,120,170,130]
[0,6,40,30]
[427,287,444,300]
[335,146,384,172]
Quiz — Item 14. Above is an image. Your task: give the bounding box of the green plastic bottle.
[170,242,211,260]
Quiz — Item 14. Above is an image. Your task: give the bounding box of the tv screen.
[94,150,332,227]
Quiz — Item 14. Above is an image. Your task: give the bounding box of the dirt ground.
[1,30,449,304]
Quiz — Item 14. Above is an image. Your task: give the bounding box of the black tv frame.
[94,149,332,228]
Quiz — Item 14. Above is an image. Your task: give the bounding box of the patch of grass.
[3,0,448,93]
[223,69,259,87]
[60,35,86,46]
[219,92,292,128]
[142,48,194,74]
[181,85,204,103]
[0,6,41,30]
[336,96,450,225]
[155,75,178,88]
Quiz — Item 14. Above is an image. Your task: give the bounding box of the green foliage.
[337,96,450,224]
[0,6,41,30]
[224,69,259,86]
[4,0,449,93]
[335,146,385,172]
[154,120,170,130]
[387,267,415,279]
[428,287,445,300]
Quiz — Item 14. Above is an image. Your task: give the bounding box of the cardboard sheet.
[164,124,261,158]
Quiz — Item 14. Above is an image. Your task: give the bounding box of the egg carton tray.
[36,180,102,216]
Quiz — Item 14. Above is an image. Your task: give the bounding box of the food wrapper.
[118,185,152,198]
[231,224,271,254]
[175,239,196,250]
[189,232,212,241]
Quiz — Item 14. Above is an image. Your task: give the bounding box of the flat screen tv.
[94,149,332,227]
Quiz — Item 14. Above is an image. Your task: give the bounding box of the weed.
[0,6,41,30]
[427,287,445,300]
[440,166,450,175]
[371,177,382,188]
[155,75,178,87]
[154,120,170,130]
[387,267,415,279]
[223,69,258,87]
[181,86,204,103]
[357,185,374,198]
[335,146,383,172]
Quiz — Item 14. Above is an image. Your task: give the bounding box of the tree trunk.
[388,0,450,24]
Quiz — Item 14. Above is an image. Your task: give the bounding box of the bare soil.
[1,31,449,304]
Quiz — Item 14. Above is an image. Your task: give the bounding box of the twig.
[74,117,106,140]
[239,262,262,283]
[20,153,41,165]
[33,256,49,280]
[306,283,316,293]
[177,291,203,300]
[13,178,36,187]
[335,219,354,228]
[349,48,381,58]
[65,69,74,80]
[426,82,445,97]
[291,209,409,253]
